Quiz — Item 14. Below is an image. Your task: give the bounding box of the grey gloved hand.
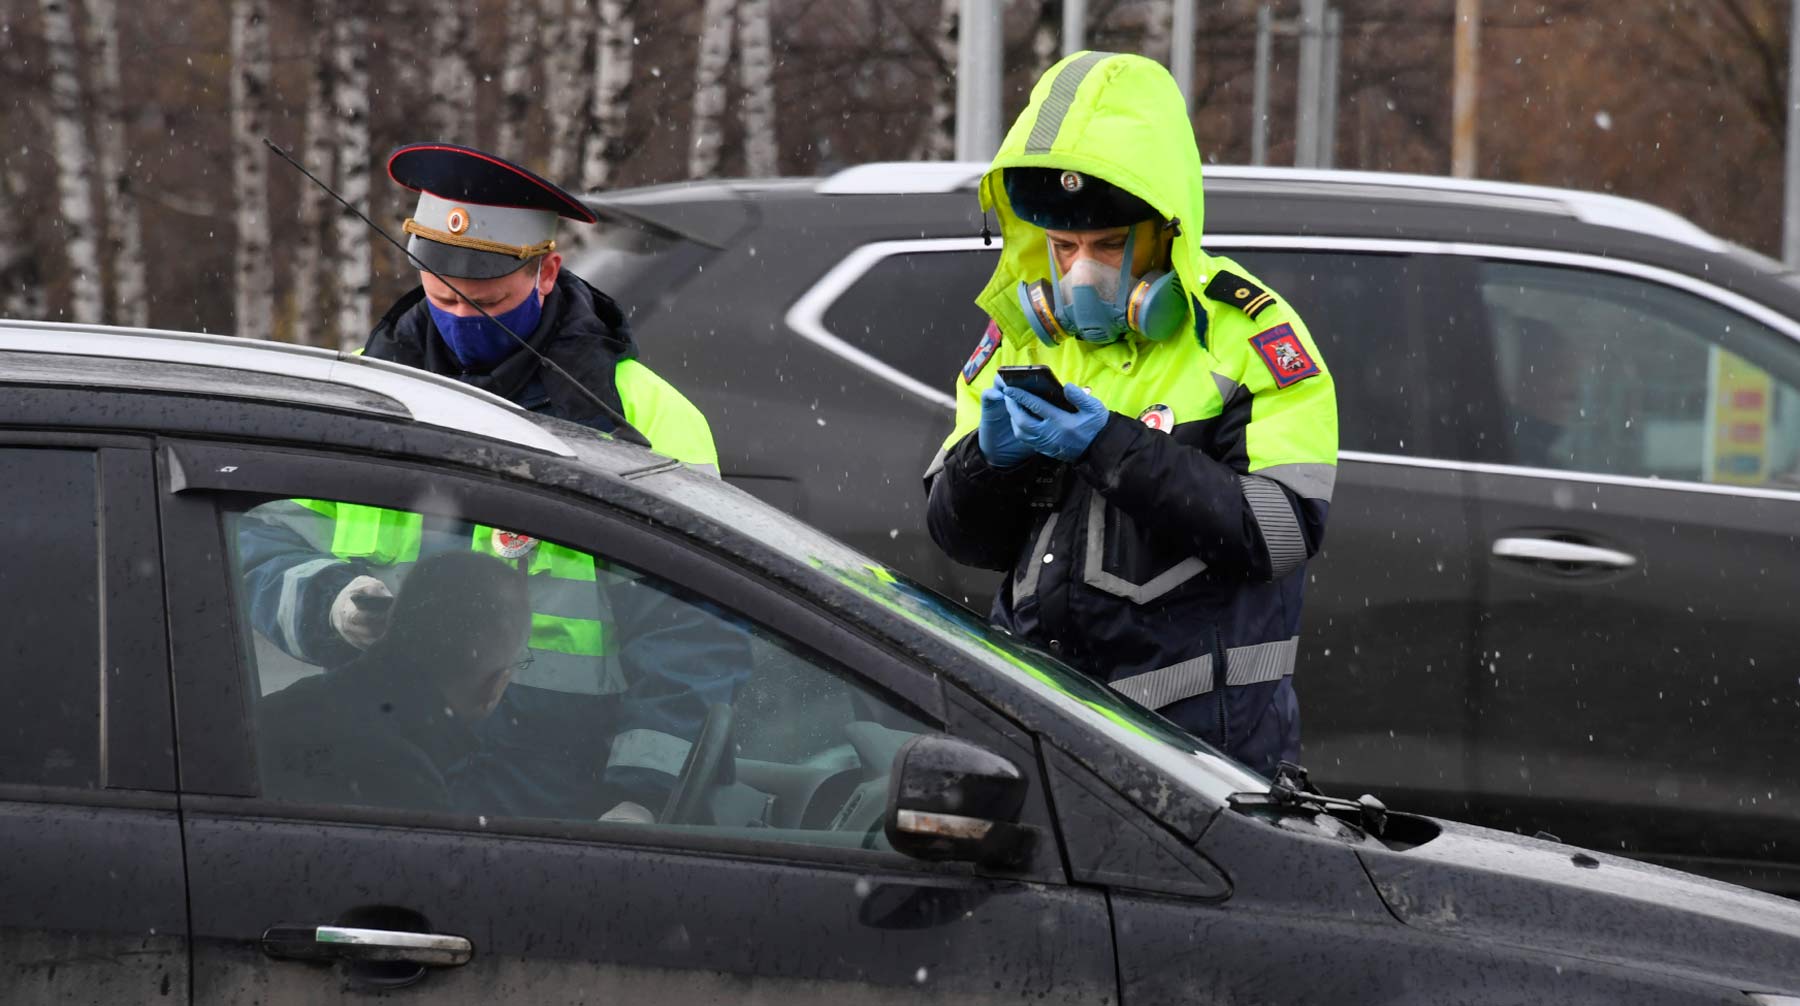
[329,575,394,649]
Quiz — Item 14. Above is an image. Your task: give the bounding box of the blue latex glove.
[1000,382,1110,463]
[978,379,1034,468]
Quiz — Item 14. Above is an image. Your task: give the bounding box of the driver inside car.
[238,499,751,823]
[256,551,538,813]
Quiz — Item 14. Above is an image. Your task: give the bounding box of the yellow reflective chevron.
[530,612,607,656]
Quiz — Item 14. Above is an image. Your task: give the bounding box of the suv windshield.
[645,466,1268,804]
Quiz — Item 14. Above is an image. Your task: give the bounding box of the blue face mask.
[427,264,545,370]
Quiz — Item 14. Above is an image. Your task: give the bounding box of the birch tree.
[687,0,738,179]
[1142,0,1173,66]
[292,0,336,346]
[738,0,777,177]
[85,0,146,325]
[912,0,957,161]
[496,0,541,156]
[1032,0,1060,75]
[0,165,47,320]
[578,0,635,193]
[39,0,102,323]
[427,0,478,142]
[545,0,594,182]
[231,0,273,341]
[331,5,372,351]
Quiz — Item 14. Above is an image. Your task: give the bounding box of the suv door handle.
[1491,536,1637,570]
[261,925,473,967]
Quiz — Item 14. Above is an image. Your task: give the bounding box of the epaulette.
[1204,270,1278,320]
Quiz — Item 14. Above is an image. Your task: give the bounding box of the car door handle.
[261,925,473,967]
[1491,537,1637,570]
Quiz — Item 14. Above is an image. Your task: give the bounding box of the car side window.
[0,448,101,788]
[1480,262,1800,488]
[222,495,927,848]
[1224,250,1432,455]
[821,249,997,388]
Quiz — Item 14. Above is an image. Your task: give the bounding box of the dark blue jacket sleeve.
[600,569,752,812]
[1073,412,1326,582]
[925,432,1058,572]
[235,504,365,666]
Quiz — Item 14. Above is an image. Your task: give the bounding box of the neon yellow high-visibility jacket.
[923,52,1338,775]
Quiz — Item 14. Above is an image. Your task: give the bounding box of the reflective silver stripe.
[608,728,693,778]
[1239,475,1307,579]
[526,576,605,622]
[512,650,617,695]
[1212,370,1246,408]
[1081,493,1207,603]
[686,462,721,479]
[252,499,340,551]
[1109,651,1212,710]
[275,557,348,661]
[1254,462,1337,503]
[1012,510,1062,604]
[923,446,948,483]
[1109,636,1299,710]
[1025,51,1114,154]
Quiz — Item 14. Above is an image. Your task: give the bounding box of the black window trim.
[0,432,175,797]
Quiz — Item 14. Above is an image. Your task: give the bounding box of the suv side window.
[821,248,997,389]
[224,495,926,845]
[0,448,101,788]
[1225,250,1436,455]
[1480,261,1800,488]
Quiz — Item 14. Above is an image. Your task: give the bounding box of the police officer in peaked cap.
[237,144,746,825]
[366,142,719,470]
[925,54,1339,775]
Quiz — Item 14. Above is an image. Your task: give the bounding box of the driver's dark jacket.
[237,510,749,813]
[257,653,628,818]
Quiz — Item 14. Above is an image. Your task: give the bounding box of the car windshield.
[644,466,1268,805]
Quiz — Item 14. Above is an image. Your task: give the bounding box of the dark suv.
[5,322,1800,1003]
[575,163,1800,894]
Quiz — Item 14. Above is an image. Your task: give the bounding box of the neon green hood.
[976,51,1206,343]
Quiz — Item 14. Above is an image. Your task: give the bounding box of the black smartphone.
[997,364,1075,412]
[351,592,395,613]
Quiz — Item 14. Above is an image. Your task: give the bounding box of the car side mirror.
[884,734,1032,866]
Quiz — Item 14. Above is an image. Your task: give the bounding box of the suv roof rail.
[815,161,1724,251]
[0,321,577,457]
[1202,166,1725,252]
[815,162,988,195]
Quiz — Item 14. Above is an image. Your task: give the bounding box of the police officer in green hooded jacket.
[925,53,1338,775]
[236,144,742,824]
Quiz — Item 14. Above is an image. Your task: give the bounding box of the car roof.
[809,161,1727,252]
[0,320,594,459]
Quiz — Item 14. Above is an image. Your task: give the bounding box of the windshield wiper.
[1228,761,1389,838]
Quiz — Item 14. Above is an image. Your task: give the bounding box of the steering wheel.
[659,703,734,826]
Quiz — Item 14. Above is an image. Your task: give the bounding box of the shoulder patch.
[1249,323,1321,388]
[1204,270,1277,320]
[962,321,1003,384]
